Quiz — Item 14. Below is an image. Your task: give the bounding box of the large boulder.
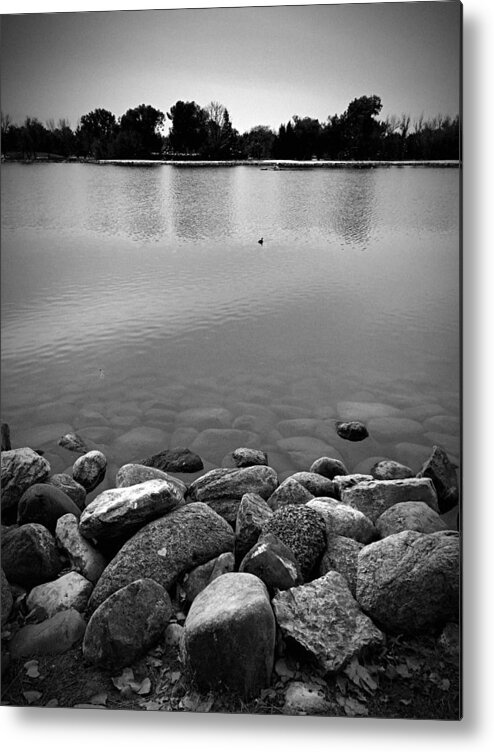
[239,533,302,594]
[188,465,278,504]
[235,493,273,565]
[2,523,64,588]
[266,478,314,511]
[287,472,336,498]
[17,483,81,533]
[72,450,107,493]
[417,445,459,513]
[48,473,87,510]
[272,572,384,674]
[340,478,439,522]
[83,579,172,669]
[182,572,275,699]
[318,536,364,596]
[55,514,107,583]
[115,463,187,495]
[332,474,373,500]
[88,502,234,612]
[357,530,460,634]
[9,609,86,660]
[1,448,51,515]
[261,505,326,581]
[375,501,448,538]
[79,479,184,542]
[140,447,204,473]
[309,457,349,480]
[26,572,93,619]
[306,498,376,544]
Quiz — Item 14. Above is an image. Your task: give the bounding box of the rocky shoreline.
[1,420,460,716]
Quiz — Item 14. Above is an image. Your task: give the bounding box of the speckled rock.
[182,572,275,699]
[309,457,349,480]
[231,447,269,468]
[140,447,204,473]
[235,493,273,565]
[306,498,377,544]
[272,571,384,674]
[283,681,333,716]
[55,514,107,583]
[357,530,460,634]
[188,465,278,505]
[417,445,459,513]
[266,478,314,511]
[58,433,89,454]
[83,578,173,669]
[239,533,302,594]
[2,523,64,588]
[17,483,81,533]
[88,502,234,612]
[318,536,364,596]
[370,460,414,481]
[26,571,93,619]
[115,463,187,495]
[10,609,86,659]
[336,421,369,442]
[375,501,448,538]
[261,505,326,580]
[341,478,439,522]
[72,450,107,493]
[1,448,51,514]
[79,479,184,542]
[48,473,87,510]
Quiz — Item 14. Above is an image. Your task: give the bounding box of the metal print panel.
[0,1,461,719]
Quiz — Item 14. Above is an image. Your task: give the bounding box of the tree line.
[0,95,460,162]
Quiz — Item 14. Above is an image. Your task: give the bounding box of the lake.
[0,163,460,496]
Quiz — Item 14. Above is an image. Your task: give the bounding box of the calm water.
[1,163,460,492]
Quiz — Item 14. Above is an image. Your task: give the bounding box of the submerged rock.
[336,421,369,442]
[58,432,90,454]
[140,447,204,473]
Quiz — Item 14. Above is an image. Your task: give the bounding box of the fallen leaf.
[112,667,151,695]
[140,700,162,711]
[24,659,40,679]
[89,692,108,705]
[137,677,151,695]
[169,670,181,683]
[23,691,42,705]
[45,698,59,708]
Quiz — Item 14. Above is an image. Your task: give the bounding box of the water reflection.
[169,167,237,242]
[329,170,376,247]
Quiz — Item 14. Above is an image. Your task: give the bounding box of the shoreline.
[2,157,461,168]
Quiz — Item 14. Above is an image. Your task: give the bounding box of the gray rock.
[371,460,414,480]
[17,483,81,533]
[115,463,187,495]
[179,559,217,609]
[286,471,336,498]
[55,514,107,583]
[318,536,364,596]
[1,568,13,626]
[277,437,343,470]
[309,457,349,479]
[72,450,107,493]
[10,609,86,659]
[239,533,302,594]
[188,465,278,505]
[283,681,332,716]
[307,498,377,544]
[235,493,273,565]
[190,429,259,464]
[2,523,64,588]
[88,502,234,612]
[26,571,93,619]
[83,579,172,669]
[58,432,89,454]
[49,473,87,510]
[79,479,184,542]
[140,447,203,473]
[375,501,448,538]
[341,478,439,522]
[182,572,275,699]
[231,447,268,468]
[272,572,384,674]
[417,445,459,513]
[357,530,460,634]
[332,474,373,499]
[336,421,369,442]
[262,505,326,580]
[1,448,51,514]
[266,478,314,511]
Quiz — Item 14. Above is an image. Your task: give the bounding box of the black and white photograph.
[1,0,464,726]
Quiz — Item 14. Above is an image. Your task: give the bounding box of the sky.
[0,1,461,134]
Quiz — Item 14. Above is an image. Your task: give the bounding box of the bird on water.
[258,237,264,245]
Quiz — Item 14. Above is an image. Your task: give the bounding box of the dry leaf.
[24,659,40,679]
[45,698,59,708]
[23,690,42,704]
[90,692,108,705]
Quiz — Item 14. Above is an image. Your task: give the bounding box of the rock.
[307,499,376,544]
[276,419,320,438]
[309,457,349,479]
[272,572,384,674]
[17,483,81,533]
[231,447,268,468]
[283,681,332,716]
[79,479,184,542]
[55,514,107,583]
[1,448,51,515]
[180,559,217,609]
[72,450,107,493]
[210,551,235,581]
[10,609,86,659]
[341,478,439,522]
[266,478,314,510]
[182,572,275,699]
[115,463,187,495]
[176,407,233,430]
[336,421,369,442]
[14,423,74,449]
[235,493,273,565]
[83,579,172,669]
[332,474,373,499]
[262,505,326,580]
[1,568,13,626]
[88,502,234,612]
[48,473,87,510]
[2,523,64,588]
[318,536,364,596]
[76,408,108,428]
[165,623,184,648]
[371,460,414,480]
[357,530,460,634]
[140,446,204,473]
[188,465,278,505]
[417,445,459,513]
[239,533,302,594]
[58,432,90,454]
[1,423,11,451]
[26,572,93,619]
[375,502,448,538]
[190,429,259,464]
[286,471,336,498]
